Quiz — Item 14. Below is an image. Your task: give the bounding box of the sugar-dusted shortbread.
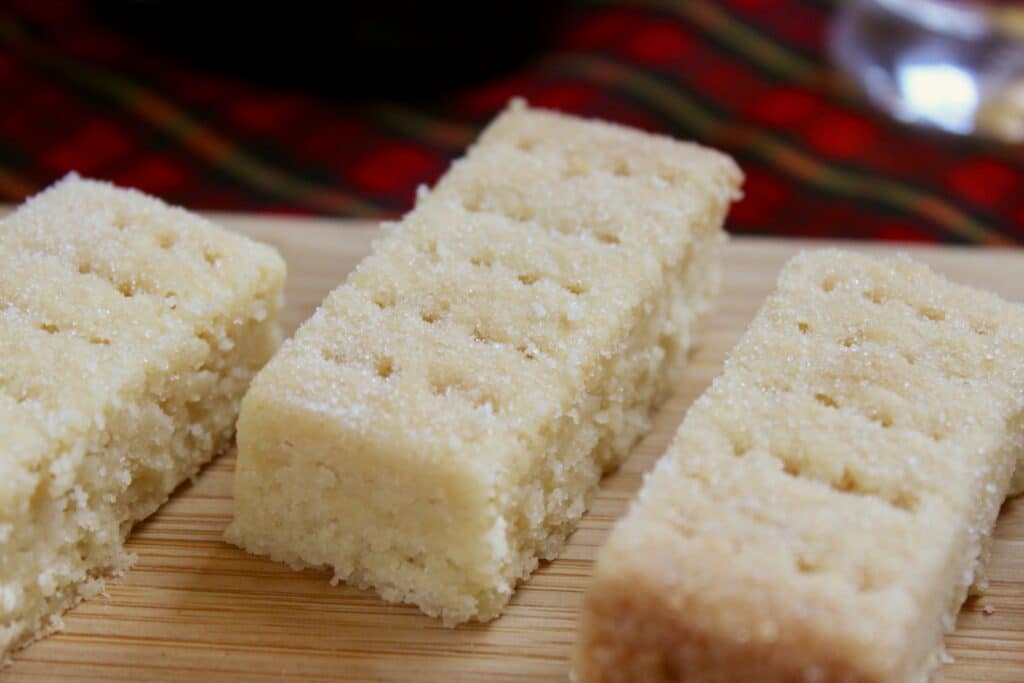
[226,102,743,624]
[576,250,1024,682]
[0,176,285,661]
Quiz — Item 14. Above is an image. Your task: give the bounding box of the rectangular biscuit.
[0,176,286,660]
[226,102,743,624]
[576,250,1024,682]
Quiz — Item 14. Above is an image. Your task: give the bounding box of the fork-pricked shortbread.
[576,249,1024,683]
[0,176,285,661]
[226,102,743,625]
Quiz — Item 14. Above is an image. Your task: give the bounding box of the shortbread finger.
[0,175,285,661]
[226,102,743,625]
[577,249,1024,683]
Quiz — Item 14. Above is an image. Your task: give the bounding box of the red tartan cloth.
[1,0,1022,244]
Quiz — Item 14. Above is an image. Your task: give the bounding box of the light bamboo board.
[5,216,1024,682]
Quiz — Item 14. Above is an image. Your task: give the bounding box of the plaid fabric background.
[1,0,1022,244]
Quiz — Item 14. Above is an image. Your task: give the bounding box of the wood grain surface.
[5,216,1023,682]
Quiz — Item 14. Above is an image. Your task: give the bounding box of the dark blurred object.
[96,0,561,97]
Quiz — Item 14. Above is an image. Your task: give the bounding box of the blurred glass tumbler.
[832,0,1024,141]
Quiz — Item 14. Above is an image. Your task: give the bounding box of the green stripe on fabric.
[557,55,1007,245]
[662,0,824,83]
[364,102,477,153]
[581,0,858,99]
[0,18,380,216]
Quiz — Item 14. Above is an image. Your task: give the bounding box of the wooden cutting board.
[6,216,1023,682]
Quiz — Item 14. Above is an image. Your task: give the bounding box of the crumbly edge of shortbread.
[1,279,283,664]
